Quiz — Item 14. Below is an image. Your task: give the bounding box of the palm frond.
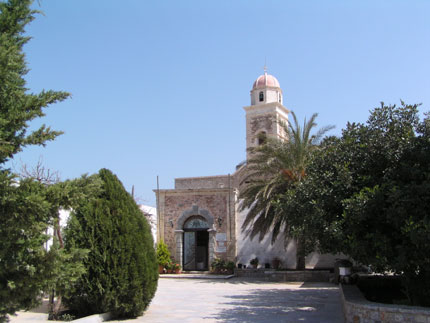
[240,110,333,245]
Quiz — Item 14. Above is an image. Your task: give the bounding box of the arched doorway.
[183,216,209,271]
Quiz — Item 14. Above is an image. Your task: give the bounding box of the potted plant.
[156,241,171,274]
[250,257,259,269]
[165,261,174,274]
[173,263,181,274]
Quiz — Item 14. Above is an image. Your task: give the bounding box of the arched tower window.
[278,93,282,103]
[257,132,267,145]
[259,91,264,102]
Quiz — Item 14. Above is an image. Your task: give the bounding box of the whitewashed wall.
[236,206,297,268]
[139,205,157,244]
[44,209,70,250]
[237,205,340,269]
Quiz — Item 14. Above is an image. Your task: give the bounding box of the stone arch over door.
[174,205,216,270]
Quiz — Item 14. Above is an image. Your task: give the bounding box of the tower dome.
[250,68,283,106]
[252,72,280,90]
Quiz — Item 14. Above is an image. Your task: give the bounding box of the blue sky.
[9,0,430,206]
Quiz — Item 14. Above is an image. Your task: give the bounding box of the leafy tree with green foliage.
[44,174,104,320]
[293,102,430,305]
[0,174,52,321]
[239,111,333,269]
[0,0,70,320]
[44,237,89,320]
[64,169,158,319]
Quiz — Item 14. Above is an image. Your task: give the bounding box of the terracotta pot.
[158,265,164,274]
[174,268,181,274]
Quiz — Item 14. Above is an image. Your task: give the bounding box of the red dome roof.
[252,72,280,90]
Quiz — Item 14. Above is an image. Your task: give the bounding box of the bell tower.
[243,68,289,160]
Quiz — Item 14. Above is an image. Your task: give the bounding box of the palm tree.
[239,111,333,269]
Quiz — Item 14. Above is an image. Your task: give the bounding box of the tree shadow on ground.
[195,277,332,286]
[203,285,343,323]
[195,277,295,285]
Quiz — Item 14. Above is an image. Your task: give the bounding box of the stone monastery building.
[155,69,335,271]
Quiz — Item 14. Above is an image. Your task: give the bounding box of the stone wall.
[175,175,231,190]
[340,284,430,323]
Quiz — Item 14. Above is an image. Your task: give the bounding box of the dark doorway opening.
[183,230,209,271]
[183,216,209,271]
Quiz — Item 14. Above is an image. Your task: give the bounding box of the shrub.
[64,169,158,319]
[225,261,235,271]
[250,257,259,266]
[211,258,235,274]
[156,241,171,267]
[211,258,226,271]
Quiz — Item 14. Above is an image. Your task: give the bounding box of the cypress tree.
[64,169,158,319]
[0,0,70,320]
[0,0,69,164]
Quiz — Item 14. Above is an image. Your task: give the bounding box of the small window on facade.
[259,91,264,102]
[257,132,267,145]
[278,93,281,103]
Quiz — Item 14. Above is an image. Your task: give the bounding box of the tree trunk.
[48,289,55,320]
[296,238,306,270]
[53,294,62,318]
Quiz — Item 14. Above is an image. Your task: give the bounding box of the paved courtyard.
[9,277,344,322]
[118,277,344,323]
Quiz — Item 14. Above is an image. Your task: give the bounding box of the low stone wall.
[340,284,430,323]
[235,269,331,282]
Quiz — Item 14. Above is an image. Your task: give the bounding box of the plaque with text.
[216,241,227,253]
[216,233,227,241]
[216,246,227,253]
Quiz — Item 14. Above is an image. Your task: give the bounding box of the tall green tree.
[300,102,421,257]
[295,102,430,305]
[239,111,333,269]
[0,0,69,164]
[0,0,69,320]
[64,169,158,319]
[0,174,52,321]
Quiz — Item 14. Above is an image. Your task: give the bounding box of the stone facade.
[175,175,231,190]
[155,177,237,269]
[244,102,289,159]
